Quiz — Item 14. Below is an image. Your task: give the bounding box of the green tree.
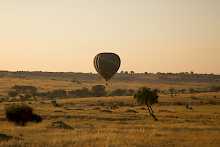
[134,87,159,121]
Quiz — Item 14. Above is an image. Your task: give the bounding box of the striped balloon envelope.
[94,52,121,82]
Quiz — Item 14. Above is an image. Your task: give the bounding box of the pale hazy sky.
[0,0,219,73]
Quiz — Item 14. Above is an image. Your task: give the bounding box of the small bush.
[68,88,91,97]
[189,88,197,94]
[127,89,135,95]
[209,86,220,92]
[190,96,200,100]
[8,91,18,97]
[0,133,13,141]
[178,89,187,94]
[51,100,59,107]
[91,85,107,97]
[12,85,38,96]
[168,88,177,97]
[5,104,42,126]
[109,89,127,96]
[31,114,42,123]
[109,89,135,96]
[49,89,67,98]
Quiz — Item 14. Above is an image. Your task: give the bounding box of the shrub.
[5,104,42,126]
[5,104,33,126]
[178,89,187,94]
[127,89,135,95]
[51,100,59,107]
[68,88,91,97]
[209,86,220,92]
[189,88,197,94]
[49,89,67,98]
[190,96,200,100]
[109,89,128,96]
[12,85,38,96]
[8,91,18,97]
[31,114,42,123]
[109,89,135,96]
[0,133,13,141]
[168,88,177,97]
[24,94,32,99]
[91,85,107,97]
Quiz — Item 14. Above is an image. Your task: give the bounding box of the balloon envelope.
[94,53,121,81]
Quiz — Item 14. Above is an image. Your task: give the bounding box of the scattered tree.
[134,87,159,121]
[130,71,135,75]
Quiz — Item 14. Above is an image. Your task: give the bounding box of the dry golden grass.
[0,95,220,146]
[0,77,220,147]
[0,77,214,96]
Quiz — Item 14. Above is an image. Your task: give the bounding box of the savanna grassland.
[0,72,220,147]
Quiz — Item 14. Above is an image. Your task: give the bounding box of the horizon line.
[0,70,219,75]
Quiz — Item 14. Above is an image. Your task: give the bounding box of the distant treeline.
[0,71,219,83]
[5,85,220,101]
[7,85,135,100]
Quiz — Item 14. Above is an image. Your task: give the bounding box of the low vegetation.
[7,85,137,100]
[5,104,42,126]
[5,84,220,102]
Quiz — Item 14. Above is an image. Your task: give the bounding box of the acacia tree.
[134,87,159,121]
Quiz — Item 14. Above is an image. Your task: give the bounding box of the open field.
[0,76,220,147]
[0,76,218,96]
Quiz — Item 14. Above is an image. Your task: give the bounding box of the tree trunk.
[147,106,158,121]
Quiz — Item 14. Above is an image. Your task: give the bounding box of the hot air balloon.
[94,52,121,82]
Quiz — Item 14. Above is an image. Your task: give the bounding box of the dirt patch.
[49,121,73,130]
[161,127,220,132]
[125,109,138,113]
[63,106,84,111]
[75,124,95,130]
[158,109,175,113]
[100,109,113,113]
[49,114,143,122]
